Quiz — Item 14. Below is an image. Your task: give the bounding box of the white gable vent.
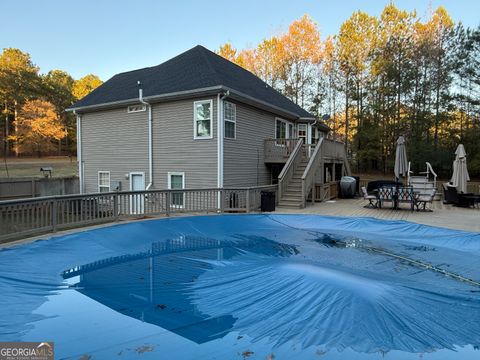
[127,104,147,113]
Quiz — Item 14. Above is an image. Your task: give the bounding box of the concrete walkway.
[275,198,480,232]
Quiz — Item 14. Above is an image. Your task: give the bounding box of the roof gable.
[71,45,314,119]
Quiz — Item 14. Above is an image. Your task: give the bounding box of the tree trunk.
[14,100,18,157]
[4,102,8,157]
[345,72,350,154]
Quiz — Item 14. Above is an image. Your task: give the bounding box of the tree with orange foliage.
[10,99,67,156]
[217,43,237,63]
[281,14,322,106]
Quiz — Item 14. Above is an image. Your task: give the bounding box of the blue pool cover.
[0,214,479,359]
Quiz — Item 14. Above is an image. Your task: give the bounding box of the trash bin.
[261,191,276,212]
[339,176,356,198]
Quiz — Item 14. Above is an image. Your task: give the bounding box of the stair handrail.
[425,162,437,189]
[301,138,324,208]
[407,161,411,185]
[278,138,304,200]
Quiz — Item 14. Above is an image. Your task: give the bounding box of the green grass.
[0,156,78,179]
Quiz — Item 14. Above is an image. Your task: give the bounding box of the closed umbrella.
[450,144,470,194]
[394,136,408,181]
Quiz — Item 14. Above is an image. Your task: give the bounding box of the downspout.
[74,110,83,194]
[217,90,230,188]
[138,82,153,190]
[217,91,229,211]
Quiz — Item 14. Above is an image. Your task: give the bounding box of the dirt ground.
[0,156,78,178]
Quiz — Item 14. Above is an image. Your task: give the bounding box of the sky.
[1,0,479,81]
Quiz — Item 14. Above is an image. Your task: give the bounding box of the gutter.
[66,85,311,122]
[138,83,153,190]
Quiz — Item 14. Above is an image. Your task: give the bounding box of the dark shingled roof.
[71,45,314,118]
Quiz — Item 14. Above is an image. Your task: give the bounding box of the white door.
[130,172,145,214]
[298,124,307,144]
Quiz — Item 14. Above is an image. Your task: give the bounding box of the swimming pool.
[1,214,479,359]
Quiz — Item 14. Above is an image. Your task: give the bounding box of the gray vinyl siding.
[223,101,274,187]
[81,107,149,193]
[152,97,217,189]
[80,97,217,193]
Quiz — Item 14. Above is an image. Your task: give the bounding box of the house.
[68,45,350,208]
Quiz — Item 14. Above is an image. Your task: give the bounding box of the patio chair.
[415,189,436,212]
[361,186,377,208]
[443,183,475,207]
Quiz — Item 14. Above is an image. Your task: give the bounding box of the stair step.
[281,195,303,202]
[277,200,303,209]
[284,190,302,196]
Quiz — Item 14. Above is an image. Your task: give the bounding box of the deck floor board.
[275,198,480,232]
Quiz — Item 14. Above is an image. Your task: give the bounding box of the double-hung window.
[168,172,185,207]
[276,119,287,140]
[194,100,212,139]
[224,101,236,139]
[98,171,110,192]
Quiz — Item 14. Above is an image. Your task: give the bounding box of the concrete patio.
[275,198,480,232]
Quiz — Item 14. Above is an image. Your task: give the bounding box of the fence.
[0,185,278,242]
[0,177,79,200]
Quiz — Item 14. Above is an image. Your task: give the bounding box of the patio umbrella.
[394,135,408,181]
[450,144,470,194]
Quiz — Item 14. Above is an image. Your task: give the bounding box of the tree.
[72,74,102,100]
[280,14,322,107]
[43,70,76,153]
[10,99,66,156]
[0,48,41,155]
[337,11,378,160]
[217,43,237,62]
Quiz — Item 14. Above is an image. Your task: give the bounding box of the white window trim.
[127,104,147,113]
[168,172,185,208]
[224,101,236,139]
[275,117,293,146]
[298,123,308,144]
[98,171,110,192]
[193,99,213,140]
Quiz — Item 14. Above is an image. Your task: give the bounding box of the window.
[298,124,307,143]
[168,172,185,207]
[98,171,110,192]
[276,119,287,139]
[224,101,236,139]
[194,100,212,139]
[127,104,147,113]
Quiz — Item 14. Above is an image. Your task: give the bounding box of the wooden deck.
[275,198,480,232]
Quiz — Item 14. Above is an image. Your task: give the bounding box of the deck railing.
[264,138,300,163]
[0,185,278,242]
[277,138,304,200]
[301,139,324,207]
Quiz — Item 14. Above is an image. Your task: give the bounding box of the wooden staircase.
[277,138,350,209]
[277,156,309,208]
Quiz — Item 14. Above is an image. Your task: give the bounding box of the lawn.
[0,156,78,178]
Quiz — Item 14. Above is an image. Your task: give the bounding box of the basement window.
[127,104,147,113]
[98,171,110,192]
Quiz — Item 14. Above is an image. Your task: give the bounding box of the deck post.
[218,189,224,213]
[245,189,250,213]
[165,191,171,217]
[51,199,57,232]
[113,192,119,221]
